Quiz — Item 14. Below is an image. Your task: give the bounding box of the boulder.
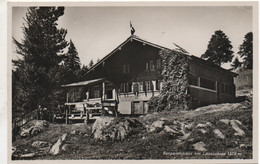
[19,152,36,158]
[142,114,153,121]
[20,127,34,138]
[219,119,230,125]
[184,123,193,131]
[196,122,213,128]
[164,126,177,133]
[213,129,225,139]
[147,121,165,132]
[20,120,49,138]
[198,129,207,134]
[31,127,42,136]
[71,130,80,135]
[32,141,49,148]
[164,125,182,135]
[32,120,49,135]
[92,117,141,140]
[49,133,67,155]
[12,147,16,154]
[230,120,245,136]
[172,122,190,140]
[193,141,207,152]
[219,119,245,136]
[235,120,242,125]
[160,118,173,125]
[92,117,115,140]
[92,117,114,133]
[187,138,194,142]
[61,144,68,151]
[114,124,127,140]
[239,143,251,149]
[35,120,49,128]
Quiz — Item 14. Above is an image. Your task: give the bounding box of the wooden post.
[73,89,75,102]
[65,108,68,125]
[102,82,106,100]
[113,89,116,100]
[86,91,89,101]
[66,92,69,103]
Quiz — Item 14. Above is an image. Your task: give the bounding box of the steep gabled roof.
[87,35,171,73]
[86,35,236,77]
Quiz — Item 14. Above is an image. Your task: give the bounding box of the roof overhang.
[61,78,105,87]
[189,56,238,77]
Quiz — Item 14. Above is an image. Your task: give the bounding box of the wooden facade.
[188,56,236,108]
[62,35,237,117]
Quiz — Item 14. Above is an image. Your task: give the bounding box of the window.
[156,80,160,90]
[90,85,100,98]
[133,82,139,93]
[123,64,129,74]
[94,89,100,98]
[119,83,124,93]
[128,83,132,92]
[146,81,151,91]
[106,85,114,99]
[189,74,198,86]
[200,77,216,90]
[146,62,149,70]
[149,60,155,70]
[126,83,132,93]
[139,82,143,91]
[156,59,161,69]
[119,83,132,93]
[106,89,113,99]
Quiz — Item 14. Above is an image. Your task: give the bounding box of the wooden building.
[62,35,237,120]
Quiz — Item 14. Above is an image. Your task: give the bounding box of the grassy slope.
[13,89,253,160]
[13,104,252,159]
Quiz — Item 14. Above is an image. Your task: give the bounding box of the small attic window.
[146,62,149,70]
[123,64,129,74]
[149,60,155,70]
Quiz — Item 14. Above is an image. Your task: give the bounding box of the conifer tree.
[13,7,68,113]
[64,39,81,71]
[201,30,234,66]
[89,59,94,68]
[238,32,253,69]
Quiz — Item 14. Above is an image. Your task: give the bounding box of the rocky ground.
[12,89,253,160]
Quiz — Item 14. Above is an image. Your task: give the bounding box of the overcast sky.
[12,6,252,69]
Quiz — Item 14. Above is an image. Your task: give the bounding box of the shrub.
[148,49,191,112]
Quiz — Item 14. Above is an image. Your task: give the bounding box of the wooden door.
[132,101,144,114]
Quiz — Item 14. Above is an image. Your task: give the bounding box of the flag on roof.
[130,21,135,35]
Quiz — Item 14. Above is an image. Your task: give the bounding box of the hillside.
[12,87,252,160]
